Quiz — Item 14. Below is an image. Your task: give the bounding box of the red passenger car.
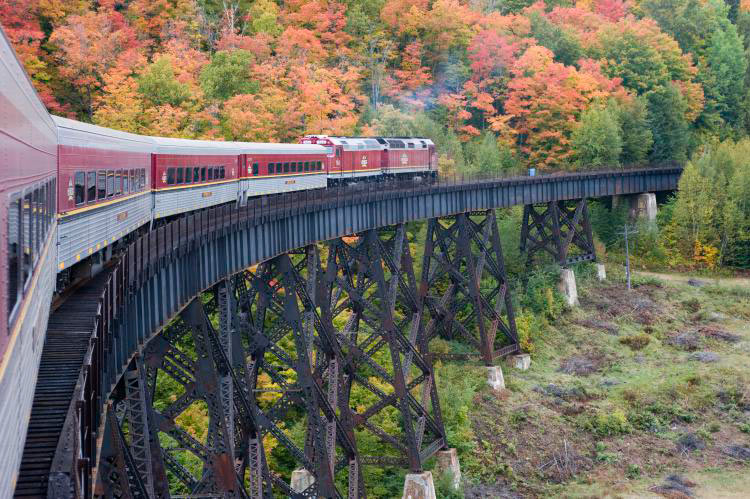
[152,138,241,219]
[54,117,153,273]
[0,29,59,497]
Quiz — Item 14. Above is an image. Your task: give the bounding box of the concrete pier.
[634,193,657,221]
[486,366,505,390]
[558,268,579,306]
[512,354,531,370]
[290,469,315,493]
[596,263,606,281]
[436,448,462,490]
[402,471,437,499]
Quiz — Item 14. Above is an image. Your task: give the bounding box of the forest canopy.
[2,0,749,173]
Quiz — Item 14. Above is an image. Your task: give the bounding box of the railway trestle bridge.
[14,168,681,498]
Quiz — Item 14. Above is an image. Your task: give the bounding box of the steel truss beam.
[322,225,447,472]
[100,249,362,498]
[420,211,519,365]
[520,199,596,267]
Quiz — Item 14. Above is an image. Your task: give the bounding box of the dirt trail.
[635,270,750,288]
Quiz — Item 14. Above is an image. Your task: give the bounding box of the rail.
[49,166,682,496]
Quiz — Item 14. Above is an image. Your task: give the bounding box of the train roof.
[302,135,434,149]
[53,116,154,153]
[229,141,328,155]
[152,136,244,155]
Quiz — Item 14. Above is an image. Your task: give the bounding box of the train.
[53,120,437,282]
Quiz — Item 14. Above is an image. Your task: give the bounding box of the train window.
[98,171,106,199]
[139,169,145,190]
[252,163,259,176]
[336,148,341,157]
[167,168,175,185]
[49,179,56,225]
[268,163,274,174]
[123,170,129,193]
[23,192,32,286]
[207,167,214,181]
[184,167,192,184]
[38,185,45,242]
[74,172,85,206]
[87,172,96,202]
[129,170,134,193]
[49,179,56,224]
[115,170,122,195]
[220,166,225,179]
[408,143,414,149]
[317,161,323,171]
[201,167,206,182]
[8,195,20,322]
[176,167,184,184]
[106,170,114,197]
[283,162,289,173]
[303,162,308,172]
[290,162,297,172]
[192,167,199,183]
[31,189,39,262]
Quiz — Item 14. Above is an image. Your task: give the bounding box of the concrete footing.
[634,193,657,221]
[558,268,579,306]
[596,263,606,281]
[290,469,315,493]
[512,354,531,370]
[436,448,462,490]
[402,471,437,499]
[486,366,505,390]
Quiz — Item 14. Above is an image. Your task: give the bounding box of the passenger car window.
[284,163,290,173]
[252,163,259,176]
[74,172,85,206]
[23,192,32,285]
[98,171,107,199]
[107,170,114,197]
[176,167,183,184]
[269,163,274,174]
[167,168,175,185]
[87,172,97,202]
[220,166,225,179]
[115,170,122,195]
[8,195,20,320]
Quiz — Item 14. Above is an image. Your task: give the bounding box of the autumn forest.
[2,0,748,172]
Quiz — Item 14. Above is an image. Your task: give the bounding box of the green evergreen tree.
[705,22,748,131]
[465,132,518,175]
[527,11,582,67]
[612,97,653,164]
[647,84,690,163]
[572,104,623,169]
[137,56,190,107]
[200,50,259,101]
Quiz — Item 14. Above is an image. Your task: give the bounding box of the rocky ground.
[458,269,750,498]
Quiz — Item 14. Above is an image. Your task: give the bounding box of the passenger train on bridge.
[0,26,436,492]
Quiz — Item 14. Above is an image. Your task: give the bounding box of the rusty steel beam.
[420,211,519,365]
[520,199,596,268]
[322,226,446,472]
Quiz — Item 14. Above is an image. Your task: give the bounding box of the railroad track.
[13,271,111,498]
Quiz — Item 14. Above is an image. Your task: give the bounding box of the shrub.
[619,334,651,350]
[587,409,632,436]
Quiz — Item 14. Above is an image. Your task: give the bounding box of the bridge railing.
[53,165,682,497]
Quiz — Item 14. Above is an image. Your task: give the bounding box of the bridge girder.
[520,198,596,268]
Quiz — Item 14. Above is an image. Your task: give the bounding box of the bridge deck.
[14,272,110,498]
